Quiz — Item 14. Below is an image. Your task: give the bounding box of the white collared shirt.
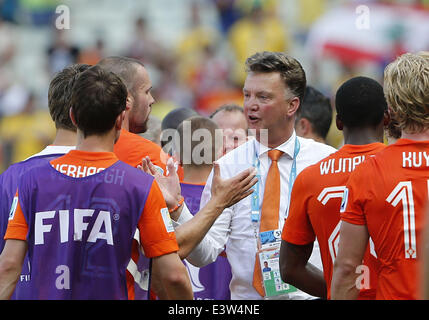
[183,132,336,300]
[25,145,75,160]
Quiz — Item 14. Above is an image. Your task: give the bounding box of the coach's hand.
[210,162,257,209]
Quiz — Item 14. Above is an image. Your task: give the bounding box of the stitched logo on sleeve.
[340,187,349,213]
[161,207,174,233]
[9,196,18,221]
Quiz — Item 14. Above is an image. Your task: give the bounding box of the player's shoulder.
[1,155,53,181]
[346,152,378,184]
[116,130,167,167]
[6,159,55,195]
[0,163,20,193]
[1,162,23,180]
[138,135,162,151]
[357,143,392,170]
[295,142,344,182]
[295,155,335,189]
[115,159,154,180]
[120,130,162,150]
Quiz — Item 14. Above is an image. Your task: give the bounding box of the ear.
[125,93,133,111]
[383,110,391,127]
[335,114,344,131]
[295,117,311,136]
[69,108,77,127]
[115,110,126,130]
[287,97,300,117]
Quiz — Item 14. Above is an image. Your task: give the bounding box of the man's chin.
[130,124,148,135]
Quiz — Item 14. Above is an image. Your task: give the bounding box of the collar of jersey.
[341,142,385,154]
[66,149,118,162]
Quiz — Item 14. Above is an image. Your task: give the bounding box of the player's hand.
[138,157,182,212]
[210,162,257,208]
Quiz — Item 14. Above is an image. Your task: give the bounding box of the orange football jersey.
[114,129,184,180]
[114,129,168,171]
[113,129,183,299]
[341,139,429,299]
[283,143,386,299]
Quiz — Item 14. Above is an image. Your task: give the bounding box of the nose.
[150,93,155,105]
[244,94,259,111]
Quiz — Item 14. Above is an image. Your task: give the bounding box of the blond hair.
[418,51,429,59]
[383,53,429,134]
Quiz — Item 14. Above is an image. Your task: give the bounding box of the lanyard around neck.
[251,137,301,224]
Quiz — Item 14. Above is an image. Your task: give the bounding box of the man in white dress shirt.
[179,51,337,300]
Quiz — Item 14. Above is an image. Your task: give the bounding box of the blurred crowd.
[0,0,428,172]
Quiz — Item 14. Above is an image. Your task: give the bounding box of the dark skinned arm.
[279,239,327,299]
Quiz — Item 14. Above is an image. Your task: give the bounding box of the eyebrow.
[242,88,271,95]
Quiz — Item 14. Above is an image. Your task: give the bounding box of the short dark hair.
[245,51,307,104]
[160,107,199,148]
[175,116,220,167]
[335,76,387,128]
[70,65,127,137]
[209,104,244,118]
[296,86,332,140]
[97,56,144,96]
[48,64,90,131]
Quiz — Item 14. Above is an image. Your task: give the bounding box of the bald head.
[98,56,144,95]
[98,56,155,134]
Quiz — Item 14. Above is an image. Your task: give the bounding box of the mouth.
[247,115,260,124]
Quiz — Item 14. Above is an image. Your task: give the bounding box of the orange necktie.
[253,149,283,296]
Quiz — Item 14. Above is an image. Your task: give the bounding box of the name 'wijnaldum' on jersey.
[319,155,369,175]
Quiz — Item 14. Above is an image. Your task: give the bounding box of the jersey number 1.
[386,181,425,259]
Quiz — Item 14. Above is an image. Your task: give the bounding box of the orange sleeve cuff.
[143,238,179,258]
[282,228,315,245]
[340,212,366,226]
[4,223,28,241]
[138,181,179,258]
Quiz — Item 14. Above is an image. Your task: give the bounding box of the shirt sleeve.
[171,201,193,227]
[137,180,179,258]
[282,171,316,245]
[4,190,28,241]
[340,163,369,226]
